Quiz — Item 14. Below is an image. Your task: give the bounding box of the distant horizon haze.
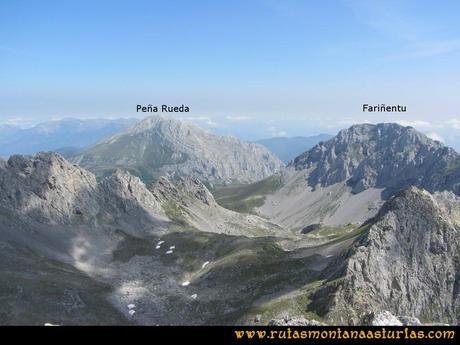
[1,1,459,146]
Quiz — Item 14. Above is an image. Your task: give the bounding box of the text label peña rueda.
[137,104,190,113]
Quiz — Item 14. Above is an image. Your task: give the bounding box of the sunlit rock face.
[71,115,284,186]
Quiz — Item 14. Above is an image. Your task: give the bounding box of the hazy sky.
[1,0,460,141]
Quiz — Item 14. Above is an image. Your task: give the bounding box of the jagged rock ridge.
[256,123,460,229]
[292,123,460,196]
[2,123,460,326]
[0,152,279,239]
[0,152,314,325]
[309,187,460,325]
[0,152,100,225]
[0,152,168,229]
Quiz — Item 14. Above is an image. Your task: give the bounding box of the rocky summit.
[308,187,460,325]
[1,122,459,326]
[292,123,460,196]
[254,123,460,229]
[0,152,168,229]
[70,116,284,186]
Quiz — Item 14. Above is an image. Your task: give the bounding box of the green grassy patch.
[213,175,283,213]
[110,227,328,324]
[303,224,356,239]
[162,200,188,225]
[241,279,326,324]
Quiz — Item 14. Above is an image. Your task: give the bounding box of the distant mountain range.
[0,118,332,165]
[255,134,333,163]
[0,118,137,158]
[0,121,459,325]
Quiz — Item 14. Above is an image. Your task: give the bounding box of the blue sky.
[1,0,460,142]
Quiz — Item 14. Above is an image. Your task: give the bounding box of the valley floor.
[0,221,364,325]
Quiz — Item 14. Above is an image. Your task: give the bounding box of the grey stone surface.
[71,116,284,185]
[313,187,460,325]
[1,122,459,326]
[291,123,460,196]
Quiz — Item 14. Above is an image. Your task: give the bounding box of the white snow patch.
[169,245,175,249]
[181,281,191,286]
[128,304,135,309]
[190,294,197,299]
[158,241,165,245]
[202,261,210,269]
[117,280,149,301]
[129,310,136,316]
[166,250,173,254]
[155,245,161,249]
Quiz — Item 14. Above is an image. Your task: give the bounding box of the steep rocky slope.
[0,152,168,231]
[0,152,172,274]
[308,187,460,325]
[253,123,460,229]
[257,169,384,229]
[2,124,459,325]
[292,123,460,196]
[149,176,281,237]
[0,152,279,246]
[0,152,320,325]
[0,241,128,325]
[0,152,100,225]
[70,116,284,185]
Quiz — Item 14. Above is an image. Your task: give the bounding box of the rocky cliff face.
[1,124,459,326]
[99,169,165,218]
[0,152,299,325]
[71,116,284,185]
[0,151,278,239]
[292,123,460,196]
[0,152,100,225]
[0,152,169,233]
[310,187,460,325]
[256,123,460,229]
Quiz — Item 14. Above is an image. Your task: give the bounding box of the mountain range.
[0,118,332,166]
[0,118,137,158]
[243,123,460,230]
[0,119,458,325]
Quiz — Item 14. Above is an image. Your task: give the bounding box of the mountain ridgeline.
[250,123,460,230]
[0,149,330,325]
[291,123,460,197]
[0,121,459,325]
[0,118,137,158]
[70,116,284,186]
[309,187,460,325]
